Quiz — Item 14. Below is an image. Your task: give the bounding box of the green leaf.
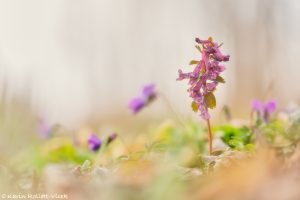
[204,92,216,109]
[195,45,202,52]
[216,76,225,83]
[217,125,254,150]
[191,101,198,112]
[189,60,199,65]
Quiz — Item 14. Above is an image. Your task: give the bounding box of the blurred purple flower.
[177,37,229,120]
[252,100,263,112]
[128,84,157,114]
[142,84,156,100]
[38,119,51,139]
[88,134,102,151]
[107,132,118,144]
[128,98,145,113]
[252,100,277,123]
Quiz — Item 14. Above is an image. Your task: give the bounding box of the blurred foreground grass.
[1,101,300,200]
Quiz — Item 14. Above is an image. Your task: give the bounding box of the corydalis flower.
[88,134,102,151]
[177,37,230,120]
[252,100,277,123]
[128,84,156,113]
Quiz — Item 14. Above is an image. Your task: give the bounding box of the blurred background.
[0,0,299,127]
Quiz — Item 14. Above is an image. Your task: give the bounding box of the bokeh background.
[0,0,299,127]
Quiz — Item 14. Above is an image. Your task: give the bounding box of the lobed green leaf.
[189,60,199,65]
[195,45,202,52]
[191,101,198,112]
[204,92,216,109]
[216,76,225,83]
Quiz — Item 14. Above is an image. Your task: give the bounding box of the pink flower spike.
[177,37,229,120]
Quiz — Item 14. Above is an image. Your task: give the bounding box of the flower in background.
[252,100,277,123]
[88,134,102,151]
[128,84,157,114]
[107,132,118,145]
[177,37,230,120]
[38,118,52,139]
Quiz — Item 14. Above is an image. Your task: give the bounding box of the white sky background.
[0,0,299,127]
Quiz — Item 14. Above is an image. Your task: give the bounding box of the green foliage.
[195,45,202,52]
[217,125,254,151]
[32,139,92,171]
[259,119,291,147]
[204,92,216,109]
[189,60,199,65]
[287,111,300,142]
[145,141,167,153]
[152,120,207,168]
[191,101,198,112]
[216,75,225,83]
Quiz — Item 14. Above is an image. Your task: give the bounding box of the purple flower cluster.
[87,132,118,152]
[128,84,157,114]
[88,134,102,151]
[252,100,277,123]
[38,118,52,139]
[177,37,230,120]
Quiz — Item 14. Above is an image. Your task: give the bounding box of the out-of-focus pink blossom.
[252,100,277,123]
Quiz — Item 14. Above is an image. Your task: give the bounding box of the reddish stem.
[206,119,213,155]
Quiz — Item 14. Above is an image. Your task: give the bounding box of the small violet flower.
[38,118,51,139]
[252,100,277,123]
[177,37,230,120]
[128,84,157,113]
[88,134,102,151]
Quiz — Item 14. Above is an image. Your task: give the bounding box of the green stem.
[206,119,213,155]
